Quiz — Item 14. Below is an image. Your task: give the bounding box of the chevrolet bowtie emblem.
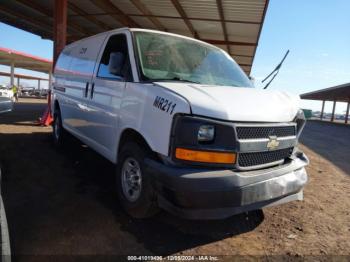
[267,135,279,150]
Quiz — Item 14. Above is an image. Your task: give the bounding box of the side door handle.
[84,82,89,98]
[90,83,95,99]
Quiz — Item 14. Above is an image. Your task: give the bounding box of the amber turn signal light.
[175,148,236,164]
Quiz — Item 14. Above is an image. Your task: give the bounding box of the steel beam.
[231,54,254,58]
[0,5,53,37]
[90,0,140,27]
[136,15,262,25]
[10,61,14,86]
[53,0,68,66]
[216,0,230,53]
[0,17,50,40]
[0,72,48,81]
[130,0,166,31]
[331,101,336,122]
[16,0,51,18]
[68,2,111,31]
[15,0,88,36]
[201,39,256,46]
[320,100,325,120]
[69,13,262,25]
[170,0,198,38]
[49,71,52,90]
[345,101,350,124]
[250,0,269,75]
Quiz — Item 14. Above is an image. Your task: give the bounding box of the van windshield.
[134,31,253,87]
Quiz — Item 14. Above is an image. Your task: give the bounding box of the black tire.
[116,142,159,218]
[52,108,68,148]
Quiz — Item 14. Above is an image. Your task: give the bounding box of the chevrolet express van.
[52,28,308,219]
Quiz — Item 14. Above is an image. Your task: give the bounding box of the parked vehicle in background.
[34,89,49,98]
[0,86,13,113]
[0,86,14,102]
[52,28,309,220]
[20,87,35,97]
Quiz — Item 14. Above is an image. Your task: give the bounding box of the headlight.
[198,125,215,142]
[294,109,306,136]
[170,115,236,166]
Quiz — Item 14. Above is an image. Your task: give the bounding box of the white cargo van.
[52,28,308,219]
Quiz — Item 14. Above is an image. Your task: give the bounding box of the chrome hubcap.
[121,157,142,202]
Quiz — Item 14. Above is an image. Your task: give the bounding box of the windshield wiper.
[152,77,200,84]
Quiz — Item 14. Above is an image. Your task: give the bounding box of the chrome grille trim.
[233,122,297,170]
[238,136,297,152]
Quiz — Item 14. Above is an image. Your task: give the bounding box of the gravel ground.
[0,98,349,261]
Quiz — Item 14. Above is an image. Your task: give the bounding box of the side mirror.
[108,52,125,76]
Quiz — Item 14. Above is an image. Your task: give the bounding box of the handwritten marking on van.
[153,96,176,114]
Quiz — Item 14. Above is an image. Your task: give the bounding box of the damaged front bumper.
[146,151,309,219]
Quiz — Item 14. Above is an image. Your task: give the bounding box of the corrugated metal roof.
[0,0,269,75]
[179,0,220,20]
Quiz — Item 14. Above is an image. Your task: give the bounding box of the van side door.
[85,33,133,160]
[64,35,106,140]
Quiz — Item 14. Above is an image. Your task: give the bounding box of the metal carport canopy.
[300,83,350,103]
[0,0,269,75]
[0,71,49,81]
[300,83,350,124]
[0,47,52,73]
[0,46,52,87]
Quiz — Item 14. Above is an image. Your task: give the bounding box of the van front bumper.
[145,152,308,219]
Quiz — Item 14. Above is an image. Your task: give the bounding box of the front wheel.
[116,142,159,218]
[52,109,67,148]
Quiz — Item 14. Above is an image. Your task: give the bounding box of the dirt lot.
[0,98,349,260]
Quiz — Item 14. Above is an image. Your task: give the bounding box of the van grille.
[238,148,293,168]
[236,125,296,140]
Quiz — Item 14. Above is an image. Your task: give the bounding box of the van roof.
[66,27,221,52]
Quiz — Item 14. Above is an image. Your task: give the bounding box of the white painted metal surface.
[52,28,299,165]
[154,82,300,122]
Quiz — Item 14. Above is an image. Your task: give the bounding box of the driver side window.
[97,34,132,81]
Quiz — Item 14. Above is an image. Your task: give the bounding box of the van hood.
[154,82,300,122]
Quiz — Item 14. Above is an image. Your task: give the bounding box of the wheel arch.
[53,99,60,113]
[117,128,158,162]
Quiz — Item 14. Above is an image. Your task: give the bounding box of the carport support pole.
[345,102,350,124]
[38,79,41,90]
[48,71,52,90]
[17,77,20,87]
[10,60,14,87]
[331,101,336,122]
[53,0,67,66]
[320,100,325,120]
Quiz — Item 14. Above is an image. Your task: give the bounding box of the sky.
[0,23,52,89]
[251,0,350,113]
[0,0,349,113]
